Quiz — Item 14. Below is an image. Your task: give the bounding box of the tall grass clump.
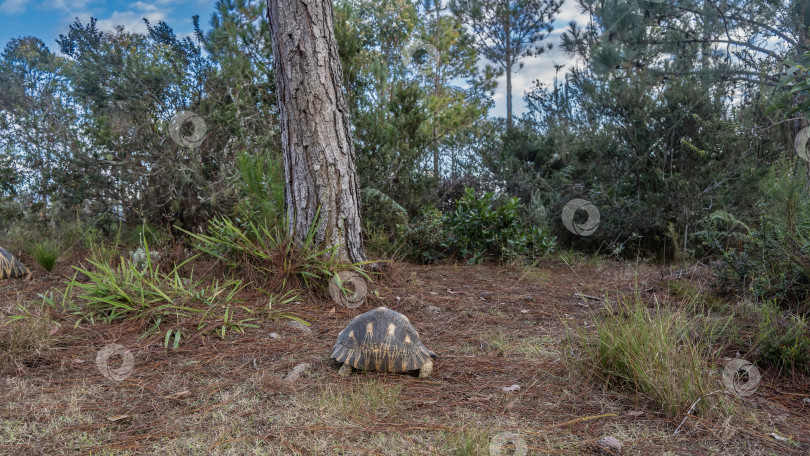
[32,239,61,272]
[0,306,58,364]
[66,238,245,339]
[183,210,373,293]
[566,293,728,418]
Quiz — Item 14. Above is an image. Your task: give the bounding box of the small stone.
[520,309,529,314]
[268,332,280,339]
[501,384,521,392]
[427,305,441,314]
[595,436,622,455]
[430,291,438,295]
[283,363,312,382]
[285,320,312,335]
[479,291,492,300]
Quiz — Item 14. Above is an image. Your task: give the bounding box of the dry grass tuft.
[565,292,732,419]
[0,311,58,366]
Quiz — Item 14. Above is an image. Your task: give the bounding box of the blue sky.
[0,0,585,119]
[0,0,217,52]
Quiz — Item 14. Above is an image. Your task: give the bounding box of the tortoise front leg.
[418,359,433,378]
[338,363,353,377]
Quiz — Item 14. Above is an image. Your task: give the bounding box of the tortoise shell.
[331,307,436,376]
[0,247,30,280]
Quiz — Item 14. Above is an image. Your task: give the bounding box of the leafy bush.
[32,239,61,272]
[713,219,810,312]
[566,294,727,418]
[360,188,409,259]
[363,224,404,260]
[443,189,526,263]
[400,206,448,263]
[400,188,556,264]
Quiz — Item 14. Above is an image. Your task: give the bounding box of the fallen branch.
[575,293,603,302]
[673,389,723,435]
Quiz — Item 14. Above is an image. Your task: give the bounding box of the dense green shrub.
[400,188,555,263]
[444,189,520,262]
[751,303,810,375]
[698,165,810,376]
[399,207,447,263]
[707,164,810,315]
[443,188,553,262]
[713,219,810,313]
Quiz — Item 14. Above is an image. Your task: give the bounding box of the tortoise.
[0,247,31,280]
[331,307,436,378]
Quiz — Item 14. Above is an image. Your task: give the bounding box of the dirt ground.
[1,257,808,455]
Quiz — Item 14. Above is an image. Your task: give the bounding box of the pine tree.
[451,0,563,128]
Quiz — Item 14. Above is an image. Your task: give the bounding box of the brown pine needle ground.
[1,257,808,455]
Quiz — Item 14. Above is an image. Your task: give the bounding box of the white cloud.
[95,10,167,34]
[1,0,31,14]
[556,0,587,25]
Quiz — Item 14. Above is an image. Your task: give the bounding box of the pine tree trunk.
[506,61,513,129]
[267,0,367,263]
[505,20,513,130]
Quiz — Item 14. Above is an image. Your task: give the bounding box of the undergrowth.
[182,210,374,294]
[749,302,810,375]
[0,303,58,364]
[565,292,731,419]
[32,239,61,272]
[41,238,255,344]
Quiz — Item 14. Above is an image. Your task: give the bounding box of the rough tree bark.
[267,0,367,263]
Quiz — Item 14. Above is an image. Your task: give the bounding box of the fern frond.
[361,188,407,216]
